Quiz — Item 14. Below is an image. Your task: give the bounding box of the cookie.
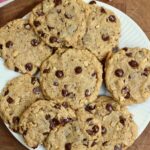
[82,3,120,61]
[19,100,76,148]
[0,19,52,75]
[30,0,88,48]
[105,48,150,105]
[0,74,43,131]
[45,106,101,150]
[40,48,102,109]
[84,96,138,150]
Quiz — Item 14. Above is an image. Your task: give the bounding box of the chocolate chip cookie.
[19,100,76,148]
[82,3,120,61]
[84,96,138,150]
[30,0,88,48]
[0,19,52,75]
[45,106,101,150]
[40,48,103,109]
[105,48,150,105]
[0,74,43,132]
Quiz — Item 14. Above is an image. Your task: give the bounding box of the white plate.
[1,0,150,150]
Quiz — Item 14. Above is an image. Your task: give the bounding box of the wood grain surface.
[0,0,150,150]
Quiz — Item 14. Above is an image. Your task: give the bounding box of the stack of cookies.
[0,0,150,149]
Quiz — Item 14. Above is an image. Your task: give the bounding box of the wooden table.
[0,0,150,150]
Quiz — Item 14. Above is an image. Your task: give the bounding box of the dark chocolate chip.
[102,34,110,41]
[64,13,72,19]
[49,36,58,43]
[86,118,93,122]
[102,141,108,146]
[106,103,113,112]
[43,132,49,135]
[83,138,89,147]
[60,118,73,126]
[0,44,3,49]
[45,114,51,120]
[6,41,13,48]
[55,70,64,78]
[33,20,41,27]
[112,46,119,52]
[31,77,39,85]
[101,7,106,13]
[7,97,14,104]
[24,23,31,30]
[33,86,41,94]
[108,15,116,22]
[14,67,19,72]
[4,90,9,96]
[89,1,96,4]
[126,52,132,57]
[91,139,97,147]
[62,89,69,97]
[12,116,20,124]
[86,125,99,136]
[47,26,54,31]
[101,126,107,135]
[142,67,150,76]
[25,63,33,71]
[122,47,128,51]
[43,68,50,73]
[31,39,40,46]
[65,143,71,150]
[53,81,59,86]
[128,60,139,68]
[62,102,69,108]
[115,69,124,77]
[85,89,91,97]
[119,116,126,126]
[50,118,60,130]
[36,10,44,16]
[75,66,82,74]
[114,145,122,150]
[121,87,130,99]
[54,103,61,109]
[85,104,96,113]
[54,0,62,7]
[37,30,45,37]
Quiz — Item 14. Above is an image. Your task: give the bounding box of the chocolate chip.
[53,0,62,7]
[47,26,54,31]
[7,97,14,104]
[122,47,128,51]
[108,15,116,22]
[83,138,89,147]
[128,60,139,68]
[101,126,107,135]
[31,77,39,85]
[142,67,150,76]
[101,7,106,13]
[85,104,96,113]
[37,30,45,37]
[49,36,58,43]
[53,81,59,86]
[36,10,44,16]
[6,41,13,48]
[43,132,49,135]
[85,89,91,97]
[112,46,119,52]
[43,68,50,73]
[23,130,27,136]
[33,86,41,94]
[86,118,93,122]
[91,139,97,147]
[102,34,110,41]
[14,67,19,72]
[55,70,64,78]
[114,145,122,150]
[12,116,19,124]
[54,103,61,109]
[0,44,3,49]
[126,52,132,57]
[31,39,40,46]
[45,114,51,120]
[50,118,60,130]
[60,118,73,126]
[24,23,31,30]
[65,143,71,150]
[33,20,41,27]
[86,125,99,136]
[4,90,9,96]
[25,63,33,71]
[64,13,72,19]
[121,87,130,99]
[62,102,69,108]
[62,89,69,97]
[115,69,124,77]
[89,0,96,4]
[51,47,58,54]
[105,103,113,112]
[102,141,108,146]
[75,66,82,74]
[119,116,126,126]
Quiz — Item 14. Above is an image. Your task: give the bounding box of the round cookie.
[0,74,43,132]
[0,19,53,75]
[45,107,101,150]
[105,48,150,105]
[30,0,88,48]
[19,100,76,148]
[40,48,103,109]
[84,96,138,150]
[82,3,120,61]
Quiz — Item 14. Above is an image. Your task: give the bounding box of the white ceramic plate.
[0,0,150,150]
